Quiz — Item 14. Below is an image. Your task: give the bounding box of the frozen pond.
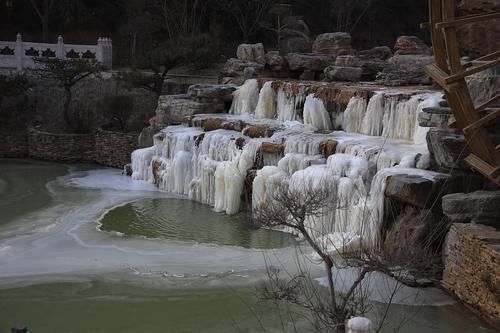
[0,159,495,332]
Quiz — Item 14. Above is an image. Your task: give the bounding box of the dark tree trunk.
[63,86,73,129]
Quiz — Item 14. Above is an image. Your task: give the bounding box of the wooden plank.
[445,58,500,84]
[448,81,500,166]
[437,12,500,28]
[464,154,500,186]
[476,94,500,112]
[442,0,463,74]
[474,49,500,63]
[492,166,500,178]
[496,144,500,152]
[429,0,448,71]
[464,108,500,134]
[424,63,450,88]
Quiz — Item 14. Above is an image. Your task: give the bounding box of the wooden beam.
[465,154,500,186]
[476,94,500,112]
[445,58,500,84]
[425,63,450,88]
[436,12,500,29]
[474,49,500,63]
[429,0,449,71]
[442,0,463,74]
[464,109,500,134]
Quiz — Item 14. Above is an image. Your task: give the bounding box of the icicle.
[303,94,332,131]
[131,147,155,181]
[255,81,276,119]
[361,93,384,136]
[276,88,305,122]
[229,79,259,115]
[343,96,367,134]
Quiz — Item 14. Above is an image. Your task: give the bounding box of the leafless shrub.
[253,181,407,333]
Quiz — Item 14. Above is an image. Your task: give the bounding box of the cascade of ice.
[381,95,421,141]
[303,94,333,131]
[361,93,385,136]
[343,96,368,134]
[131,147,155,181]
[229,79,260,115]
[278,153,325,176]
[250,146,442,253]
[252,166,287,211]
[276,88,306,122]
[131,126,262,215]
[339,92,442,142]
[285,154,372,251]
[255,81,276,119]
[132,80,442,251]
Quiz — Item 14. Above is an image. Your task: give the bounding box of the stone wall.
[15,128,137,167]
[95,129,138,168]
[28,128,95,163]
[443,223,500,328]
[0,133,28,158]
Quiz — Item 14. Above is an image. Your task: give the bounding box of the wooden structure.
[425,0,500,186]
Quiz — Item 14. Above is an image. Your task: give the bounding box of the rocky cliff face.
[457,0,500,57]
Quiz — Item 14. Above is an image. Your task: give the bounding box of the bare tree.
[160,0,211,39]
[29,0,57,42]
[217,0,274,42]
[33,58,103,132]
[253,181,410,333]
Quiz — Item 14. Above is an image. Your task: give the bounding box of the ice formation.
[303,94,333,131]
[254,81,276,119]
[276,88,306,122]
[229,79,259,115]
[132,79,443,251]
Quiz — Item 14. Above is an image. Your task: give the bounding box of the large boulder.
[236,43,266,65]
[286,53,336,72]
[384,173,452,210]
[280,36,312,54]
[324,55,385,82]
[324,65,363,82]
[457,0,500,57]
[426,128,470,171]
[265,51,286,71]
[312,32,352,55]
[187,84,236,103]
[442,191,500,227]
[152,94,226,126]
[378,54,434,85]
[418,106,453,128]
[222,58,265,85]
[394,36,431,55]
[358,46,393,60]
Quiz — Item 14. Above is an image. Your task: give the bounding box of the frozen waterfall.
[132,79,443,252]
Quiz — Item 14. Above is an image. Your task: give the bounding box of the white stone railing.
[0,34,112,71]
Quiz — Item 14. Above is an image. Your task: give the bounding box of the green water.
[0,160,496,333]
[0,160,67,225]
[0,281,494,333]
[0,282,300,333]
[99,198,295,249]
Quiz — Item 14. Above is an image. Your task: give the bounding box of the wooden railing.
[425,0,500,186]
